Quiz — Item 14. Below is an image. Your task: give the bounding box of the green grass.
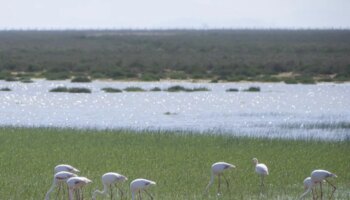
[0,128,349,199]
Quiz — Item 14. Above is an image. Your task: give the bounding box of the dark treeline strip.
[0,29,349,82]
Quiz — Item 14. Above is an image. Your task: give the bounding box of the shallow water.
[0,80,349,140]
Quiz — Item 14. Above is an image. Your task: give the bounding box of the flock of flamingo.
[45,158,337,200]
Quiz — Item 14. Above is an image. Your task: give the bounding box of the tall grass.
[0,128,349,199]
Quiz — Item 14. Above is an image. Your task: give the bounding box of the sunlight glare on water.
[0,80,349,140]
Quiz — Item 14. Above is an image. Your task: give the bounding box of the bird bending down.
[55,164,80,174]
[252,158,268,187]
[299,169,337,200]
[92,172,128,200]
[67,176,92,200]
[205,161,236,195]
[130,178,156,200]
[45,171,77,200]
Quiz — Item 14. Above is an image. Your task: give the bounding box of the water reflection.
[0,80,349,140]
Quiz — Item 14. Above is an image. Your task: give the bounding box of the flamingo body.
[55,164,80,173]
[45,171,77,200]
[299,169,337,199]
[92,172,128,200]
[130,178,156,200]
[67,176,92,200]
[205,162,235,194]
[252,158,268,187]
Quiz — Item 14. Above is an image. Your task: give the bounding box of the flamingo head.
[118,175,128,182]
[252,158,258,165]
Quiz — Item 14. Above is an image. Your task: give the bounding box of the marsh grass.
[0,128,348,199]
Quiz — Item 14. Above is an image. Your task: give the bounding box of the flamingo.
[302,177,315,199]
[55,164,80,173]
[45,171,77,200]
[252,158,268,187]
[92,172,128,200]
[205,162,236,195]
[130,178,156,200]
[300,169,337,200]
[67,176,92,200]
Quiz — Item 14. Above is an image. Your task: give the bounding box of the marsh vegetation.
[0,30,349,82]
[0,128,348,199]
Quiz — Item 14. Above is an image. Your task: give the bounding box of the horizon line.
[0,27,350,31]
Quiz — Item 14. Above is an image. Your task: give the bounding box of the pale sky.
[0,0,349,29]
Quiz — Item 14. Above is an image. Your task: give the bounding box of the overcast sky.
[0,0,349,29]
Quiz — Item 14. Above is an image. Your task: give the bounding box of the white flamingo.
[205,162,235,195]
[92,172,128,200]
[252,158,268,187]
[55,164,80,173]
[67,176,92,200]
[45,171,77,200]
[130,178,156,200]
[300,169,337,199]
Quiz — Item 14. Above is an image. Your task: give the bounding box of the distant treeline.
[0,29,349,82]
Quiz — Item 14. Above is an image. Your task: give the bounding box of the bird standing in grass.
[55,164,80,174]
[45,171,77,200]
[92,172,128,200]
[130,178,156,200]
[300,169,337,199]
[67,176,92,200]
[252,158,268,187]
[205,161,236,195]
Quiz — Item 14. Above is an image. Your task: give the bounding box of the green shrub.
[49,87,91,93]
[0,87,11,91]
[20,77,34,83]
[45,72,70,80]
[226,88,239,92]
[49,87,69,92]
[123,87,145,92]
[5,77,18,82]
[71,76,91,83]
[192,87,210,92]
[150,87,162,91]
[284,79,298,84]
[166,85,188,92]
[101,87,123,93]
[68,87,91,93]
[243,86,260,92]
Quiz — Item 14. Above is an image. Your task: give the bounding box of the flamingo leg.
[110,184,113,200]
[139,190,141,200]
[217,174,221,195]
[222,173,230,190]
[326,179,336,199]
[144,189,154,200]
[55,184,61,200]
[116,184,124,200]
[320,182,323,200]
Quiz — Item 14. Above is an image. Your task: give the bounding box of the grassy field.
[0,127,349,199]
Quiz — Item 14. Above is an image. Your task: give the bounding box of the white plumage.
[54,164,80,174]
[205,161,235,195]
[67,176,92,200]
[130,178,156,200]
[299,169,337,199]
[92,172,128,200]
[45,171,77,200]
[252,158,268,186]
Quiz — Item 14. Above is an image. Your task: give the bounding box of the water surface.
[0,80,349,140]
